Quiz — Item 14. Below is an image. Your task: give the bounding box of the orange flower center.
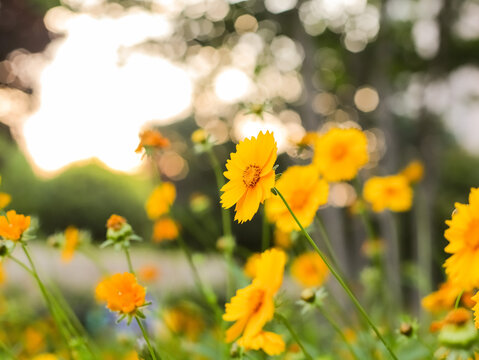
[331,143,348,161]
[385,186,398,197]
[465,218,479,249]
[243,165,261,188]
[250,288,266,314]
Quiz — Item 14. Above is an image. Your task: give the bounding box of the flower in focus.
[243,253,261,278]
[0,193,11,210]
[95,272,146,315]
[164,304,205,340]
[145,182,176,220]
[220,131,277,223]
[266,165,329,233]
[444,188,479,291]
[363,175,413,212]
[313,127,369,182]
[138,265,159,283]
[61,226,79,263]
[152,217,179,243]
[400,160,424,184]
[422,280,474,313]
[106,214,127,230]
[291,252,329,288]
[223,248,286,355]
[135,129,170,154]
[0,210,31,241]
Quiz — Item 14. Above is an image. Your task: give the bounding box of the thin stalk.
[273,187,398,360]
[124,247,135,275]
[455,290,464,309]
[8,255,34,276]
[176,233,223,321]
[136,317,160,360]
[275,313,313,360]
[317,305,360,360]
[314,216,341,272]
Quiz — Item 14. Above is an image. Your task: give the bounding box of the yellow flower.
[473,292,479,329]
[24,327,45,355]
[164,304,205,340]
[191,129,208,144]
[145,182,176,220]
[422,280,474,313]
[0,193,11,209]
[296,132,319,147]
[243,253,261,278]
[265,165,329,233]
[135,129,170,154]
[0,210,31,241]
[223,248,286,355]
[124,351,140,360]
[291,252,329,288]
[220,131,277,223]
[152,217,179,242]
[32,354,58,360]
[444,188,479,291]
[313,127,369,182]
[61,226,79,263]
[95,272,146,314]
[363,175,413,212]
[274,229,292,249]
[400,160,424,184]
[0,262,6,285]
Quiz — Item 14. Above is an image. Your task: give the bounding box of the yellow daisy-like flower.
[400,160,424,184]
[422,280,474,313]
[220,131,277,223]
[363,175,413,212]
[444,188,479,291]
[274,229,292,249]
[223,248,286,355]
[290,252,329,288]
[164,304,205,340]
[152,217,179,243]
[0,192,11,209]
[266,165,329,232]
[145,182,176,220]
[243,253,261,279]
[61,226,79,263]
[313,127,369,182]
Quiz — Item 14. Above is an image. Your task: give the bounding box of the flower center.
[331,143,348,161]
[465,218,479,249]
[243,165,261,188]
[385,186,398,197]
[250,288,266,314]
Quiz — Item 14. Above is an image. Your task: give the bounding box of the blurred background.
[1,0,479,304]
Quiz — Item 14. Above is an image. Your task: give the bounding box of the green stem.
[136,316,160,360]
[455,290,464,309]
[273,187,398,360]
[124,247,135,275]
[176,234,223,322]
[8,255,34,276]
[275,313,313,360]
[314,216,341,272]
[317,305,360,360]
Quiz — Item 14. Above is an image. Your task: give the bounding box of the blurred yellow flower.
[95,272,146,314]
[296,131,319,147]
[223,248,286,355]
[0,262,6,286]
[24,327,45,355]
[444,188,479,291]
[191,129,208,144]
[274,229,292,249]
[32,354,58,360]
[422,280,474,313]
[61,226,79,263]
[145,182,176,220]
[363,175,413,212]
[220,131,277,223]
[124,351,140,360]
[138,265,159,283]
[400,160,424,184]
[135,129,170,154]
[265,165,329,233]
[313,127,369,182]
[106,214,127,230]
[472,292,479,329]
[0,193,11,210]
[291,252,329,288]
[0,210,31,241]
[152,217,179,243]
[243,253,261,278]
[164,304,205,340]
